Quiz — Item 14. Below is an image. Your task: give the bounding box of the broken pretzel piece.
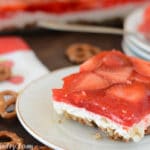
[0,90,18,119]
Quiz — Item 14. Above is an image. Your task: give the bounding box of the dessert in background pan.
[0,0,148,31]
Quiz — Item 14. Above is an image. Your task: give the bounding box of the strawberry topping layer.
[0,0,147,16]
[52,50,150,127]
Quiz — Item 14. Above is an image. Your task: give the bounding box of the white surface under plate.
[16,66,150,150]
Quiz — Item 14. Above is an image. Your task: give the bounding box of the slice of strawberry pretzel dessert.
[52,50,150,142]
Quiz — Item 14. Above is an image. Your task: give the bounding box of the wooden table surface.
[0,29,123,148]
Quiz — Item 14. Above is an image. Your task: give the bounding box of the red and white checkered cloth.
[0,36,49,91]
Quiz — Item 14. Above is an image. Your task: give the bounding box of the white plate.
[124,36,150,54]
[123,38,150,60]
[122,40,147,60]
[16,66,150,150]
[122,41,137,57]
[124,6,150,52]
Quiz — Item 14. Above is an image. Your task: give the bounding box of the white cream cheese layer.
[53,101,150,142]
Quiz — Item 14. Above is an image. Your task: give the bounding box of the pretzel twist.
[66,43,101,63]
[0,131,23,150]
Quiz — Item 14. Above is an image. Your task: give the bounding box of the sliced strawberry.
[80,51,108,72]
[95,66,132,84]
[63,72,109,91]
[129,71,150,84]
[80,50,132,72]
[100,50,132,68]
[106,81,149,103]
[74,72,110,91]
[130,57,150,78]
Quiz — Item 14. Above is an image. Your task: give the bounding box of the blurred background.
[0,0,149,68]
[0,0,149,31]
[0,0,149,39]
